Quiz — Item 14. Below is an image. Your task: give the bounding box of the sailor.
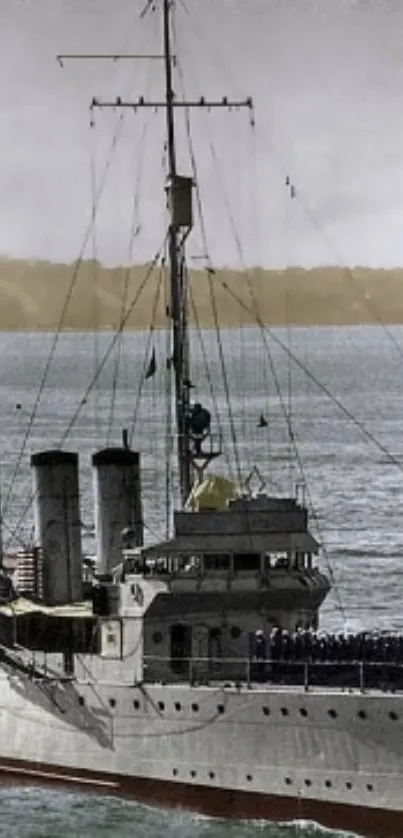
[187,402,211,455]
[0,566,16,603]
[255,629,266,681]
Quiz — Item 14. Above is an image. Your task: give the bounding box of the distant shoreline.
[0,259,403,329]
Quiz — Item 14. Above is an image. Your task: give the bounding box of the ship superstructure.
[0,442,401,838]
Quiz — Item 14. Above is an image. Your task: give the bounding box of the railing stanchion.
[304,660,309,692]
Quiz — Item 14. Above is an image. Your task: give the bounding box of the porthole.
[262,706,270,716]
[209,771,215,780]
[280,707,289,716]
[246,774,253,782]
[358,710,367,720]
[191,703,199,713]
[328,709,337,719]
[285,777,292,785]
[133,699,140,710]
[174,702,181,712]
[190,770,197,778]
[109,698,116,709]
[325,780,332,788]
[299,708,308,717]
[78,695,85,706]
[152,631,163,645]
[304,779,312,787]
[158,701,165,712]
[389,711,398,721]
[230,626,241,639]
[367,784,373,792]
[346,782,352,790]
[217,704,225,714]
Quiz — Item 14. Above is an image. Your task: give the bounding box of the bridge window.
[204,554,230,571]
[170,557,187,573]
[233,553,260,572]
[271,552,289,569]
[294,551,305,569]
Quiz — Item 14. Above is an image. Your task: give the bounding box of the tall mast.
[60,3,253,510]
[163,0,191,506]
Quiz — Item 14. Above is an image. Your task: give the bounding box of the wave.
[326,547,403,559]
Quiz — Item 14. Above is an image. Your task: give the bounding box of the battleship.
[0,3,401,838]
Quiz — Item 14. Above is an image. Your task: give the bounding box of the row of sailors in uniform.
[254,628,403,665]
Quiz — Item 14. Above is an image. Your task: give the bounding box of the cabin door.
[170,624,192,675]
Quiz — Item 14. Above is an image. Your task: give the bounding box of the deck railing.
[143,655,403,691]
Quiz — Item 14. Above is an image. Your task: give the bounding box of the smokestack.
[92,447,143,573]
[31,450,83,605]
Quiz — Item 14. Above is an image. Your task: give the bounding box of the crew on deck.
[252,627,403,689]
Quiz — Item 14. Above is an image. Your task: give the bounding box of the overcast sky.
[1,0,403,268]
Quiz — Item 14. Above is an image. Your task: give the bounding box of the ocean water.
[0,323,402,835]
[0,788,347,838]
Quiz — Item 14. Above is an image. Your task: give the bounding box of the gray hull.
[0,668,402,838]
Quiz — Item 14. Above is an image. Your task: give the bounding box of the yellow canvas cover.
[187,475,236,511]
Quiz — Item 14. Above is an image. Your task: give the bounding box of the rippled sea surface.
[0,788,347,838]
[0,324,402,835]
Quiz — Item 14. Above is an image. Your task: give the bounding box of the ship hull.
[0,669,402,838]
[0,754,401,838]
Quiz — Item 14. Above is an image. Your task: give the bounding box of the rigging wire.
[174,12,342,622]
[105,53,157,445]
[205,132,346,618]
[188,285,234,482]
[89,111,101,440]
[177,0,403,367]
[128,259,165,445]
[284,178,294,496]
[205,135,285,475]
[203,122,304,499]
[2,113,127,523]
[125,77,169,448]
[206,271,243,486]
[217,277,346,617]
[163,247,172,538]
[217,276,403,475]
[5,238,168,553]
[174,14,281,490]
[60,240,167,445]
[171,3,400,620]
[105,117,155,445]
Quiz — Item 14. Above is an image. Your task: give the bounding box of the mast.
[163,0,191,506]
[58,2,253,510]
